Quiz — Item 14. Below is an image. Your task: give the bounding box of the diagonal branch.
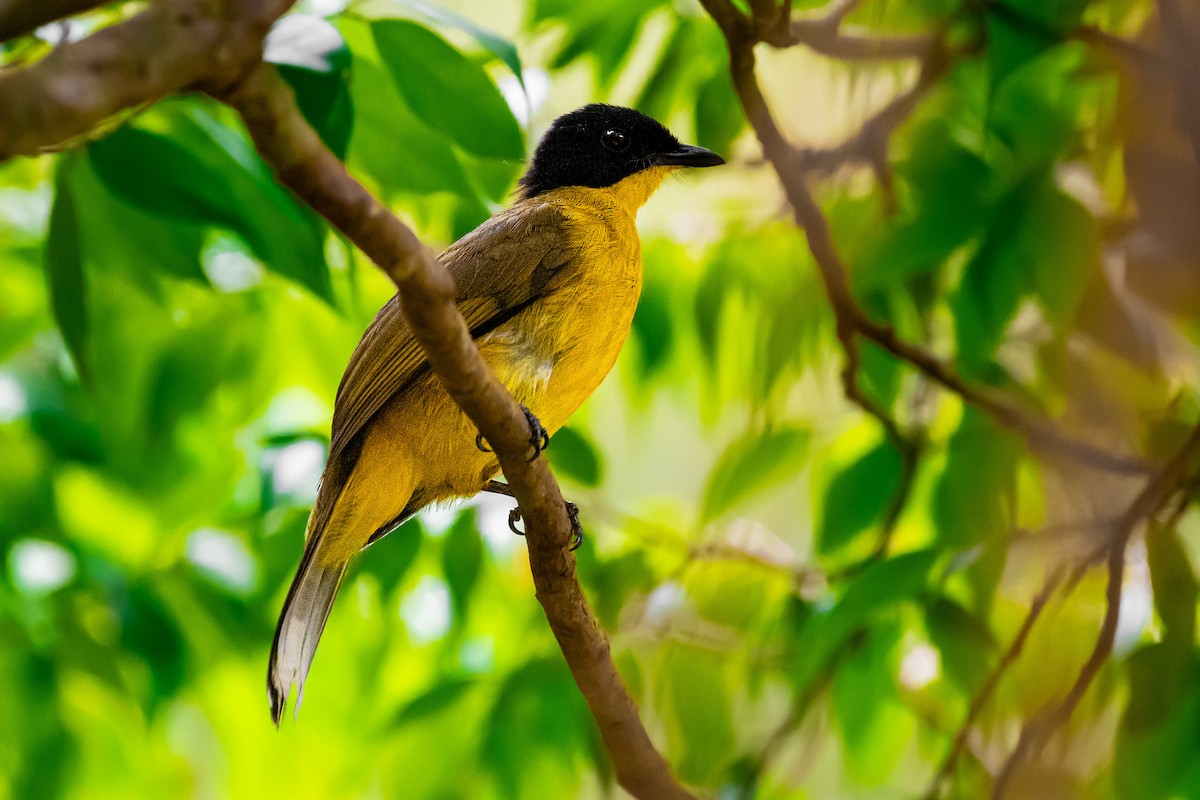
[217,64,697,800]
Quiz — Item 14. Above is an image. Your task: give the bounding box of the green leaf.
[832,622,912,784]
[482,657,591,796]
[702,426,810,522]
[64,155,208,291]
[818,440,903,556]
[792,549,940,693]
[392,678,478,727]
[933,408,1022,548]
[695,68,743,157]
[341,50,475,197]
[371,19,523,160]
[356,516,422,593]
[855,116,993,293]
[441,511,482,623]
[383,0,525,88]
[87,105,333,303]
[664,643,735,784]
[1147,525,1198,666]
[546,426,602,487]
[630,268,674,380]
[268,16,355,160]
[45,163,88,380]
[1115,647,1200,800]
[924,597,997,694]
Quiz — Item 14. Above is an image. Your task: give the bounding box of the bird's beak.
[655,143,726,168]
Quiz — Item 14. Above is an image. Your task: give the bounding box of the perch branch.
[0,0,696,794]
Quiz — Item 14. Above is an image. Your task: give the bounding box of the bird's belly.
[479,275,640,434]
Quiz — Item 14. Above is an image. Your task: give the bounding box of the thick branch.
[0,0,106,42]
[218,64,695,800]
[0,0,293,161]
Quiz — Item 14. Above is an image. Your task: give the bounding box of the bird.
[267,103,725,724]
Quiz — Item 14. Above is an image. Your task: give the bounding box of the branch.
[217,64,696,800]
[803,43,950,176]
[699,0,1151,478]
[0,0,294,161]
[0,0,106,42]
[990,422,1200,799]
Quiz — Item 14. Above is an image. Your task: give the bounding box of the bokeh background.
[3,0,1199,797]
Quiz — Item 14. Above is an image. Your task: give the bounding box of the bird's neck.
[598,166,677,216]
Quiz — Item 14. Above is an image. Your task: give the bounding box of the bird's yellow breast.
[479,167,675,432]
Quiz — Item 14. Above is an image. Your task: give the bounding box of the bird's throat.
[603,166,677,214]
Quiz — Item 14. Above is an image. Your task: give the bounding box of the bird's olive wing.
[325,200,575,467]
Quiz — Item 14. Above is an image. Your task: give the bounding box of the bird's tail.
[267,536,348,727]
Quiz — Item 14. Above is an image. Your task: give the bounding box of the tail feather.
[267,544,348,726]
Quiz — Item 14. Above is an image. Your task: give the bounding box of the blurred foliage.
[2,0,1200,798]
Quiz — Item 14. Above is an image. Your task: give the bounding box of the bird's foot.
[508,500,583,551]
[475,404,550,463]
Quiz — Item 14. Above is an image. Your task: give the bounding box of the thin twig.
[924,570,1063,799]
[990,423,1200,798]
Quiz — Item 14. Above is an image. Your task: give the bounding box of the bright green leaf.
[702,426,809,522]
[819,440,903,556]
[371,19,523,160]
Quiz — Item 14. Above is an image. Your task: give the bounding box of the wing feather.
[323,199,577,473]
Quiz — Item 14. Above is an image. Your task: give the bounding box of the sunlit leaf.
[371,19,523,160]
[819,439,903,556]
[702,426,809,522]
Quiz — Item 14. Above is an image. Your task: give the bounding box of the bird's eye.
[602,129,629,152]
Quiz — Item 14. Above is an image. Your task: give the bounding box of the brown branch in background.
[923,571,1063,799]
[990,423,1200,799]
[803,43,949,177]
[699,0,1151,478]
[0,0,295,161]
[217,64,696,800]
[0,0,106,43]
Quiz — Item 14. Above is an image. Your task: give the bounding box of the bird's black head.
[519,104,725,199]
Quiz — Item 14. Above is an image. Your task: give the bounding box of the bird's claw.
[475,404,549,462]
[507,500,583,551]
[521,405,550,462]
